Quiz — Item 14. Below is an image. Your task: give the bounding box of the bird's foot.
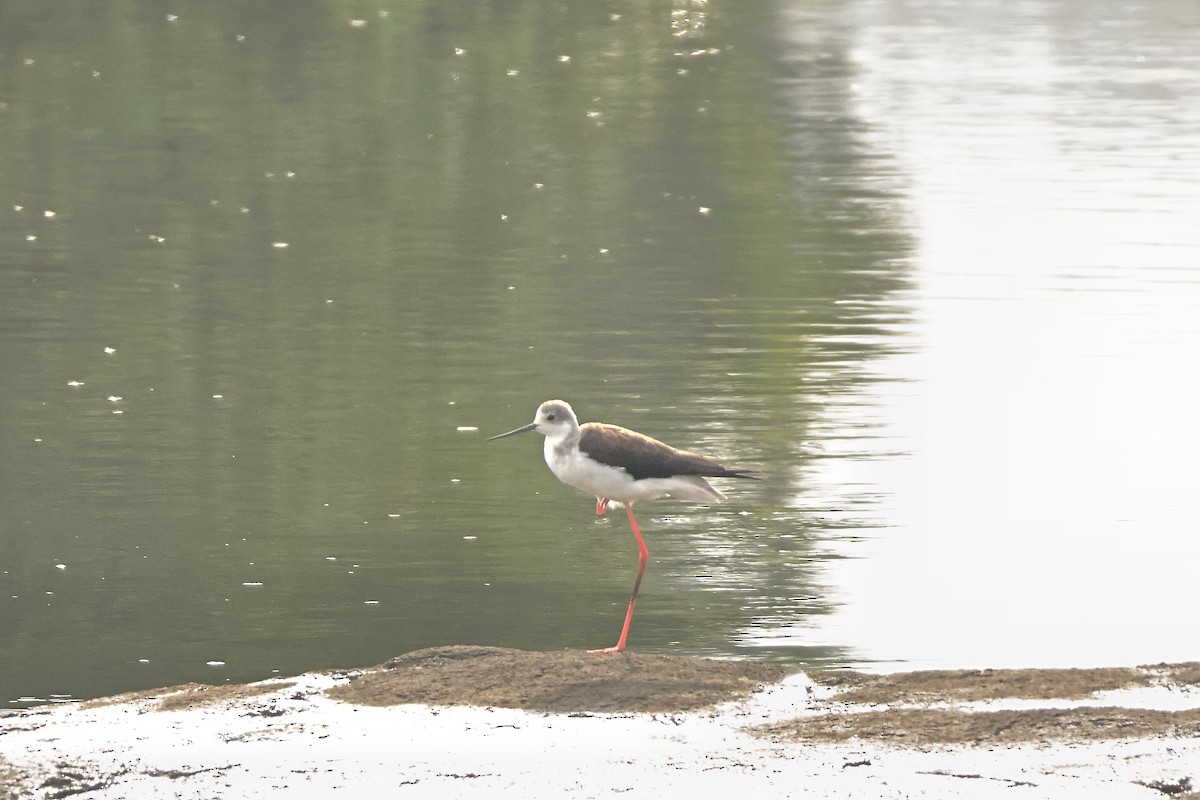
[586,644,624,654]
[594,497,610,515]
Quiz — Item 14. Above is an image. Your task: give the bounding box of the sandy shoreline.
[3,647,1198,799]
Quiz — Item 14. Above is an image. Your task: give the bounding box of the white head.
[488,399,580,442]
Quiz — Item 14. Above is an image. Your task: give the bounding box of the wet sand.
[3,647,1198,799]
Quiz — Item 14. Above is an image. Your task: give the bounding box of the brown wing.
[579,423,758,481]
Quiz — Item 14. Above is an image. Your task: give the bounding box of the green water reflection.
[0,1,910,704]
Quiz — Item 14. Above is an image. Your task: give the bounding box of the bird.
[488,399,759,653]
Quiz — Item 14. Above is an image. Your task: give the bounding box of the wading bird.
[489,399,759,653]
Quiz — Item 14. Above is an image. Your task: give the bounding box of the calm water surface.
[2,0,1198,705]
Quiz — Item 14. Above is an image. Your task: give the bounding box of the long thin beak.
[487,422,537,441]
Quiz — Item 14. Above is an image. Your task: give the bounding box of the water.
[796,0,1200,669]
[2,0,1198,706]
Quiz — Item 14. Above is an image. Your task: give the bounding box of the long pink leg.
[588,502,648,654]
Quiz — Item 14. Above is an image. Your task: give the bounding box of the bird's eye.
[546,414,556,421]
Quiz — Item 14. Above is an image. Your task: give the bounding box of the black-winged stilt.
[489,399,759,653]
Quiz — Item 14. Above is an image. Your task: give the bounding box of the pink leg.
[588,502,648,654]
[595,497,610,515]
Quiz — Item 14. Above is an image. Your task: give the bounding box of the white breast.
[544,436,635,498]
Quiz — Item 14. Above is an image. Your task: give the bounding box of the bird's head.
[488,399,579,441]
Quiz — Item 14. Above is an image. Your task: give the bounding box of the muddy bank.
[58,648,1200,745]
[4,648,1200,800]
[321,649,1200,745]
[781,661,1200,746]
[327,645,789,713]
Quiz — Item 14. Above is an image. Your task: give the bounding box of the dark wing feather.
[579,423,759,481]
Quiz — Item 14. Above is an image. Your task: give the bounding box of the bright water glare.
[781,0,1200,669]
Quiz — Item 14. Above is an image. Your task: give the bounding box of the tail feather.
[672,475,727,503]
[714,468,764,480]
